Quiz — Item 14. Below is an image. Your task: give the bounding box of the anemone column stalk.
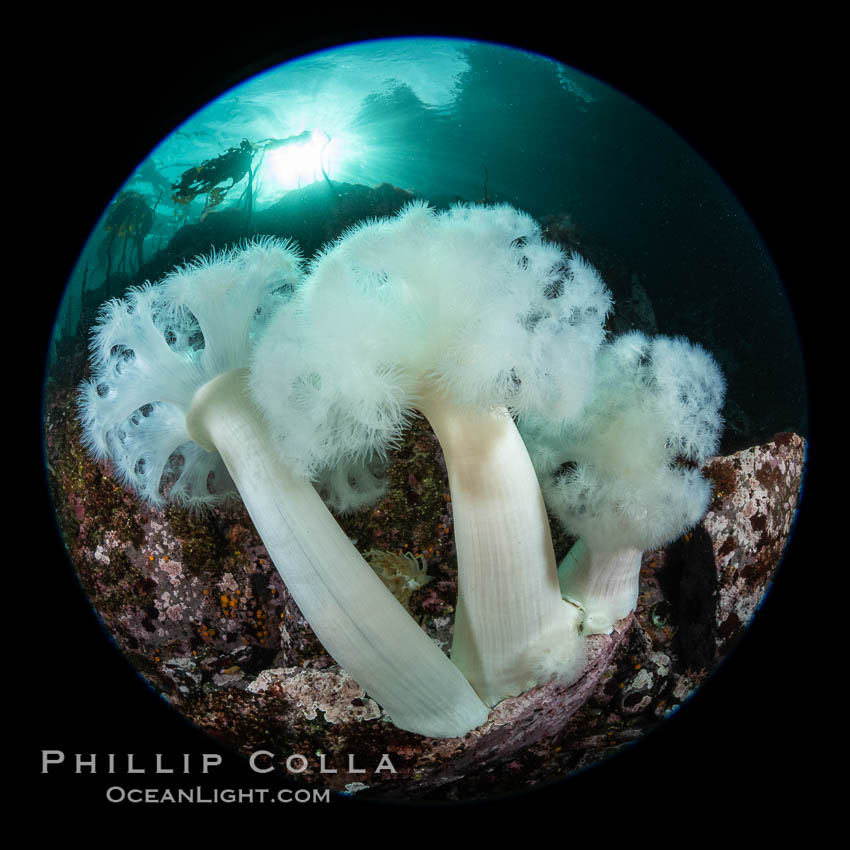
[417,389,584,706]
[186,368,490,738]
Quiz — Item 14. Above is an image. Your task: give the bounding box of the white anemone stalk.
[523,332,726,635]
[78,239,489,739]
[252,202,612,706]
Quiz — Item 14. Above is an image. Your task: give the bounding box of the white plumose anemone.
[252,202,613,706]
[78,238,489,739]
[523,331,726,635]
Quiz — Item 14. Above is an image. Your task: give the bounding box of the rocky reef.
[44,368,805,800]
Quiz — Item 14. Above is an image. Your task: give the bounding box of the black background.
[25,7,819,832]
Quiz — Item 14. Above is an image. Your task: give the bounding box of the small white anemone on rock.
[522,331,726,635]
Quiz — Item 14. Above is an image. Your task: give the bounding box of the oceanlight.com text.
[106,786,331,804]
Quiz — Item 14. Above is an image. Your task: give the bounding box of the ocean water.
[49,37,806,448]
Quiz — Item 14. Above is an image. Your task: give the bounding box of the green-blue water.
[50,36,806,450]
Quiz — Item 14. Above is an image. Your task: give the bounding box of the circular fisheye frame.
[43,36,807,802]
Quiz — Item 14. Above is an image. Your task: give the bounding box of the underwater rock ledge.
[44,388,805,798]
